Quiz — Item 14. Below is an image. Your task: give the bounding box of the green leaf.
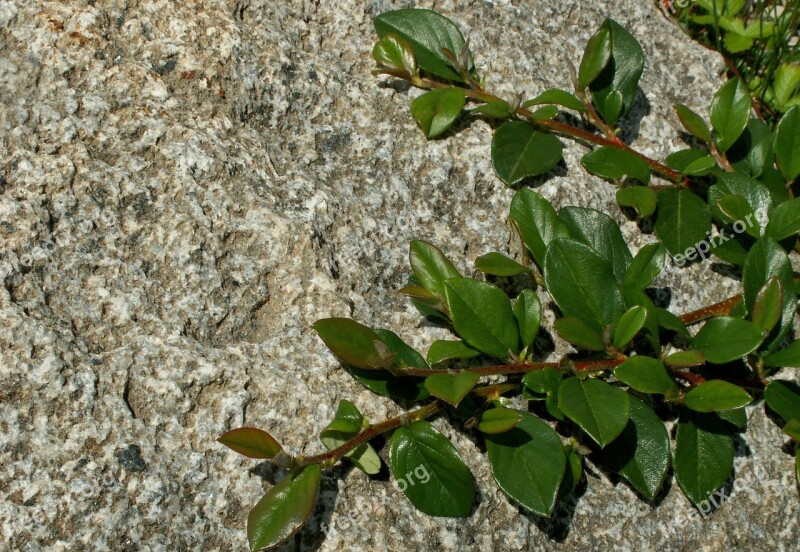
[764,380,800,424]
[522,89,586,112]
[764,341,800,368]
[218,428,283,459]
[388,421,474,517]
[623,243,665,291]
[513,289,542,350]
[589,19,645,124]
[614,356,678,395]
[522,367,564,396]
[426,340,481,365]
[485,412,566,516]
[544,239,624,330]
[710,78,751,152]
[674,104,712,143]
[729,118,773,178]
[424,372,480,406]
[443,277,519,358]
[469,101,512,119]
[320,406,381,476]
[783,419,800,442]
[579,25,612,88]
[752,277,783,335]
[313,318,392,370]
[714,195,759,237]
[581,147,651,183]
[374,9,470,82]
[692,317,764,364]
[600,395,670,500]
[708,172,772,231]
[558,206,632,282]
[558,377,630,447]
[683,155,718,176]
[409,240,461,298]
[247,465,321,551]
[766,198,800,240]
[664,350,705,367]
[347,328,430,401]
[616,186,658,217]
[411,88,465,139]
[674,412,735,506]
[529,105,559,121]
[654,188,712,257]
[372,33,416,76]
[559,446,584,498]
[509,189,570,267]
[554,316,605,351]
[322,399,364,434]
[478,406,524,434]
[492,121,563,186]
[684,380,752,413]
[613,305,648,350]
[743,238,797,352]
[474,252,530,276]
[775,105,800,182]
[664,148,709,174]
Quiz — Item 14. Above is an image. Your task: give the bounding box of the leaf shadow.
[616,87,651,145]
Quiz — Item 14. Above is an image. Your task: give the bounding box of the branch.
[679,294,743,324]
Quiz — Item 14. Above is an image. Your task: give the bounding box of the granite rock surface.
[1,0,798,551]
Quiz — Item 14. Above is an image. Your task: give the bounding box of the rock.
[0,0,796,550]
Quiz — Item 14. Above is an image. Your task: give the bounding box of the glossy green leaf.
[559,446,584,498]
[558,206,632,282]
[247,465,321,551]
[684,380,752,413]
[474,252,530,276]
[764,380,800,424]
[664,149,708,173]
[775,105,800,182]
[314,318,392,370]
[708,172,772,231]
[783,419,800,442]
[347,328,429,401]
[683,155,717,176]
[374,9,470,82]
[323,399,364,434]
[492,121,563,185]
[710,78,751,152]
[674,104,712,143]
[674,412,735,507]
[581,147,651,183]
[443,277,519,358]
[426,340,481,365]
[485,412,566,516]
[743,238,796,353]
[714,194,759,237]
[589,19,644,124]
[764,341,800,368]
[478,406,524,434]
[529,105,558,121]
[614,356,678,395]
[558,377,630,447]
[600,395,670,500]
[513,289,542,350]
[470,101,512,119]
[522,367,564,396]
[411,88,465,139]
[664,350,705,367]
[424,372,479,406]
[613,305,647,350]
[372,33,416,76]
[654,188,712,257]
[218,428,283,459]
[579,26,612,88]
[623,243,665,290]
[692,317,764,364]
[752,277,783,335]
[766,198,800,240]
[389,421,474,517]
[320,406,381,476]
[509,189,570,267]
[544,239,624,330]
[729,118,773,178]
[616,186,658,217]
[554,316,605,351]
[522,89,586,112]
[409,240,461,298]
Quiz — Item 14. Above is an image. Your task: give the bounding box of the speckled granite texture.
[0,0,797,550]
